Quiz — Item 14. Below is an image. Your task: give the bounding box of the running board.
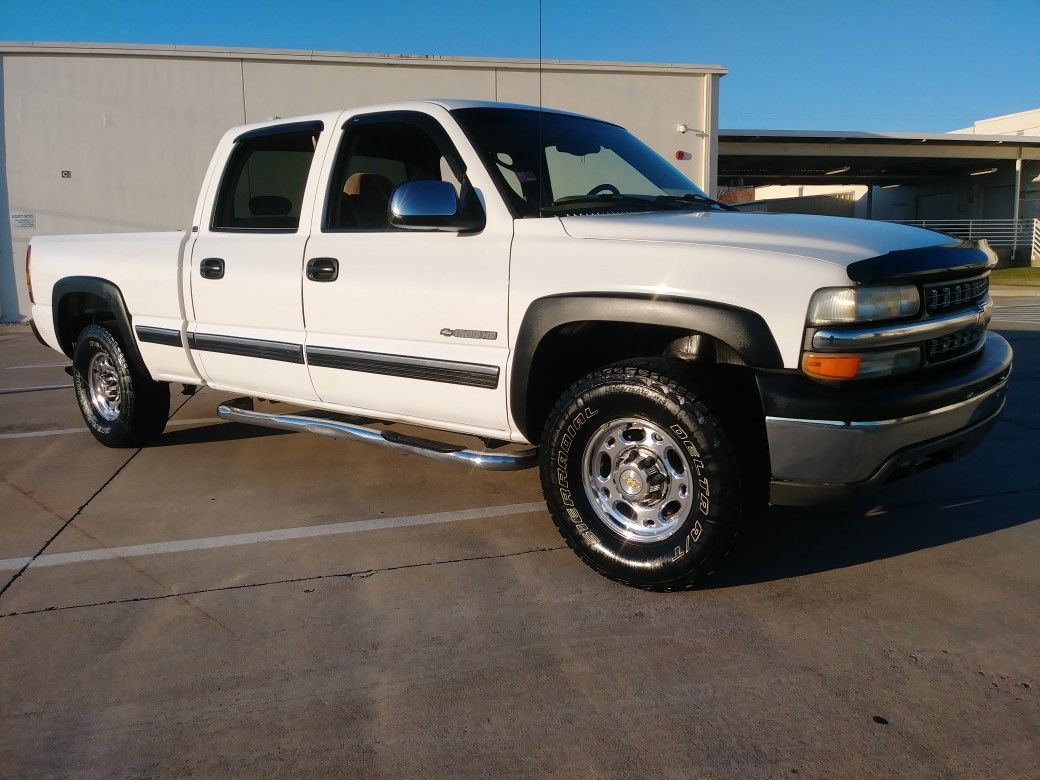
[216,397,538,471]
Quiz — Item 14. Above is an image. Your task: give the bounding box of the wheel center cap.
[619,469,644,496]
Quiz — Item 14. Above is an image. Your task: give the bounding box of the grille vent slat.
[925,325,985,363]
[923,277,988,315]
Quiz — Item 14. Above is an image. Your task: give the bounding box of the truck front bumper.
[759,331,1013,506]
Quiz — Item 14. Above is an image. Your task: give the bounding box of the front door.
[302,110,512,435]
[189,121,327,402]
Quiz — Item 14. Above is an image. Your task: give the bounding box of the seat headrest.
[249,195,292,216]
[344,173,393,199]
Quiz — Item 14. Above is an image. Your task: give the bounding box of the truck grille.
[925,324,985,364]
[923,275,988,315]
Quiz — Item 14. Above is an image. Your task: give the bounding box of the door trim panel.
[306,345,499,389]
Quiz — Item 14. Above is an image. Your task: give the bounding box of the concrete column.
[1012,157,1022,261]
[0,58,17,322]
[701,74,720,197]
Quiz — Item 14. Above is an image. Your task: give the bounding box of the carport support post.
[1012,158,1022,262]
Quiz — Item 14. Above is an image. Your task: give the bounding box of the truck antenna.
[538,0,545,215]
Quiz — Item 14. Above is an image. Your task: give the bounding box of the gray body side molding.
[509,293,784,441]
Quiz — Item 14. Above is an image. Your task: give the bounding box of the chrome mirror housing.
[388,180,483,232]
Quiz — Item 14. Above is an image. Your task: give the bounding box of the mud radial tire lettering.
[73,324,170,448]
[539,360,748,590]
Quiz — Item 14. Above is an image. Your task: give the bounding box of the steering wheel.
[586,183,620,197]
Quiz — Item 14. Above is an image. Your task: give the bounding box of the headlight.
[807,285,920,325]
[802,346,921,380]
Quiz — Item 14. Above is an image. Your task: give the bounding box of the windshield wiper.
[655,193,732,211]
[543,193,685,213]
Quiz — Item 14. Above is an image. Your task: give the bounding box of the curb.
[991,285,1040,298]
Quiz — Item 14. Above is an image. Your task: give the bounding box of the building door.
[915,193,955,220]
[982,185,1013,219]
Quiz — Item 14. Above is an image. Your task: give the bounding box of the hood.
[559,210,951,267]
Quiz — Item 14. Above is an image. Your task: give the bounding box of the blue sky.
[2,1,1038,132]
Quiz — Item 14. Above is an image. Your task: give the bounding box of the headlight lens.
[807,285,920,325]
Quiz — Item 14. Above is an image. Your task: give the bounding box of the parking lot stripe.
[6,362,71,370]
[0,501,547,571]
[0,383,74,395]
[0,417,220,440]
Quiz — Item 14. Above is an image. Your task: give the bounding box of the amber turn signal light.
[802,353,862,380]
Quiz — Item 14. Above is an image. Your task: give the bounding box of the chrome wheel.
[581,417,694,543]
[87,351,121,421]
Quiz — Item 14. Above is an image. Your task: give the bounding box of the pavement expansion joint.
[0,396,194,602]
[0,545,568,619]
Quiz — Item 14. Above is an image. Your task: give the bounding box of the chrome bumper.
[765,332,1012,506]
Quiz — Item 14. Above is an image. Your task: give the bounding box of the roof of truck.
[225,99,595,139]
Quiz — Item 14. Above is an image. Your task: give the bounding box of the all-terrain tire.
[72,324,170,447]
[539,359,755,590]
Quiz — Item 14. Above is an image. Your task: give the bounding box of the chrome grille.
[925,324,985,363]
[923,275,988,315]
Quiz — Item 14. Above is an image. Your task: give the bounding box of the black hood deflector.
[847,242,996,284]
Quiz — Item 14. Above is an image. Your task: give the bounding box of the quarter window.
[212,129,318,230]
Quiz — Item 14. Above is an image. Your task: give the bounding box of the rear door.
[188,120,329,402]
[302,109,514,434]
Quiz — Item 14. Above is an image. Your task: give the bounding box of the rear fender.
[51,276,150,377]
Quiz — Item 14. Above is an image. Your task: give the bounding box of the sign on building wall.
[10,213,37,230]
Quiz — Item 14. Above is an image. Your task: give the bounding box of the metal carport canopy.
[718,128,1040,186]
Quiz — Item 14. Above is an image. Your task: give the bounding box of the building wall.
[749,185,870,218]
[751,166,1040,222]
[865,165,1040,223]
[953,107,1040,136]
[0,43,724,321]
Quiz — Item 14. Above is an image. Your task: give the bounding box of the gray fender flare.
[509,294,783,441]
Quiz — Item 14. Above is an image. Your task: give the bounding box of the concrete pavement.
[1,308,1037,777]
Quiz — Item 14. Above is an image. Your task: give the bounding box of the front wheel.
[539,361,752,590]
[73,324,170,447]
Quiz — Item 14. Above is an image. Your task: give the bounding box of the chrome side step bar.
[216,397,538,471]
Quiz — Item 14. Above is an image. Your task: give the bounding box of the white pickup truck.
[26,99,1012,589]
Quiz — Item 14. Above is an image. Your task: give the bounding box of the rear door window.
[212,128,319,230]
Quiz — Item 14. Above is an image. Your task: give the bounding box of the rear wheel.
[72,324,170,447]
[539,360,754,590]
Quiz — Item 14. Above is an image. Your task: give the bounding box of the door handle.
[306,257,339,282]
[199,257,225,280]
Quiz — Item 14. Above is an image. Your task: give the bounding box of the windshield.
[452,107,722,217]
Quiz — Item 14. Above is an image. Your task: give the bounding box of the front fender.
[509,293,782,441]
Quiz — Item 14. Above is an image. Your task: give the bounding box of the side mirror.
[388,180,483,232]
